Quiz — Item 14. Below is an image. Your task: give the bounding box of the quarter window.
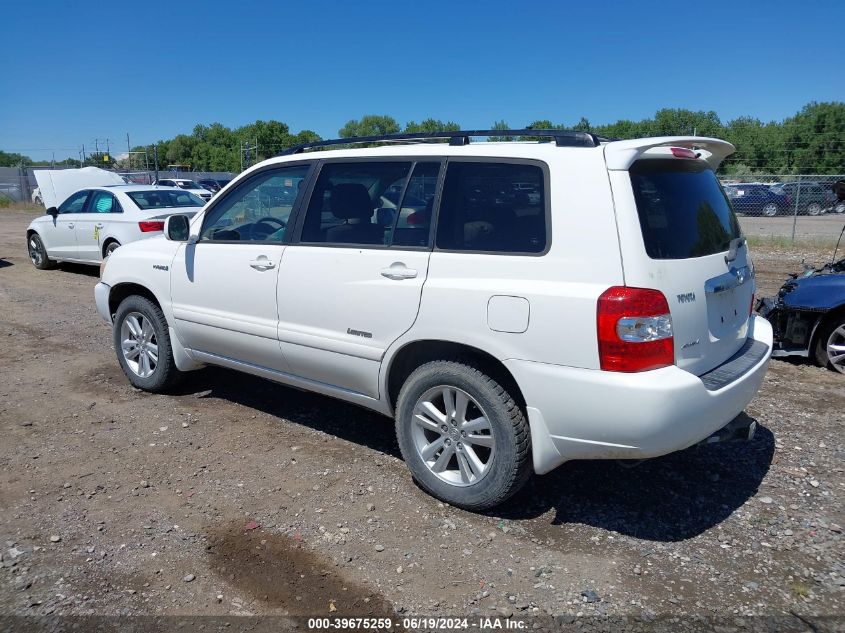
[435,162,547,253]
[300,162,412,246]
[199,165,310,242]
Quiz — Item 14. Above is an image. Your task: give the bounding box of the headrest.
[330,183,372,220]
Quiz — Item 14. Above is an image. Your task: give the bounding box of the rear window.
[630,159,741,259]
[128,190,205,210]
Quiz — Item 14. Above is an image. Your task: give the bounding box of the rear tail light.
[597,287,674,372]
[138,220,165,233]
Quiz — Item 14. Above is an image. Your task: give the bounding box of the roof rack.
[280,129,614,155]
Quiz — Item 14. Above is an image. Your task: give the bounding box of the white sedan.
[26,185,204,269]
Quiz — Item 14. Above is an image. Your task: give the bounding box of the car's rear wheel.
[113,295,182,391]
[395,360,531,510]
[814,315,845,374]
[762,202,779,217]
[27,233,54,270]
[104,240,121,258]
[806,202,823,216]
[835,202,845,214]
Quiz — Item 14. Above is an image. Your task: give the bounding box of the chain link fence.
[4,165,843,245]
[719,174,845,245]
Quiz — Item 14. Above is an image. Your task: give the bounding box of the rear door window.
[630,159,742,259]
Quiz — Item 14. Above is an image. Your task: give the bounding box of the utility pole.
[126,133,131,171]
[153,145,159,182]
[82,144,87,164]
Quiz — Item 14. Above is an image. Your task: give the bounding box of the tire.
[835,202,845,215]
[761,202,779,217]
[395,360,531,510]
[27,233,54,270]
[806,202,822,216]
[113,295,182,391]
[104,240,121,258]
[813,315,845,375]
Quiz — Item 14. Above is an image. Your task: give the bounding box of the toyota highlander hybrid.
[94,130,772,510]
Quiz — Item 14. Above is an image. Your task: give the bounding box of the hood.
[779,273,845,311]
[33,167,125,209]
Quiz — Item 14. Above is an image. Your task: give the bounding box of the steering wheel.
[249,217,286,240]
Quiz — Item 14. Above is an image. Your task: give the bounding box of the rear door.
[75,190,122,262]
[277,160,439,398]
[609,156,754,376]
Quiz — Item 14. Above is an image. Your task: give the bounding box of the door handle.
[67,223,75,229]
[380,262,418,280]
[249,257,276,271]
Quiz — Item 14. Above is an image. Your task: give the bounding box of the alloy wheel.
[826,325,845,374]
[762,203,778,217]
[410,386,496,486]
[28,236,43,266]
[120,312,158,378]
[807,203,822,216]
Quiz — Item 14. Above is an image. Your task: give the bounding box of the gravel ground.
[738,213,845,242]
[0,209,842,630]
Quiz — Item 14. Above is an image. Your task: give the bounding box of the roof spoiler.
[604,136,735,171]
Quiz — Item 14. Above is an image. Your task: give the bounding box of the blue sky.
[2,0,842,161]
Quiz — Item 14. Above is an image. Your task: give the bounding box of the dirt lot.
[0,208,842,630]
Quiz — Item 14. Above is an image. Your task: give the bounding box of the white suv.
[95,130,772,510]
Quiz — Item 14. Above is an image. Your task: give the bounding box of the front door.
[45,189,90,260]
[170,163,312,372]
[277,160,439,398]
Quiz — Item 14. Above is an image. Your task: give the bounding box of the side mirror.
[165,214,190,241]
[46,207,58,218]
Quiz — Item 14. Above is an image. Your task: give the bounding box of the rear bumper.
[95,282,112,324]
[505,316,773,474]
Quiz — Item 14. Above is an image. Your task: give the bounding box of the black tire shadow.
[56,262,100,277]
[0,258,13,269]
[173,366,402,460]
[493,414,774,541]
[170,368,772,540]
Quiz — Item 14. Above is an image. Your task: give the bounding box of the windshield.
[127,190,205,210]
[630,159,742,259]
[174,180,202,189]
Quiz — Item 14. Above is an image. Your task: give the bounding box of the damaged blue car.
[757,228,845,374]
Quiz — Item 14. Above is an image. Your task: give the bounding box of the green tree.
[339,115,400,138]
[0,151,32,166]
[780,102,845,174]
[403,118,460,134]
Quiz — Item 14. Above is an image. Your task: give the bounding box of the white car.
[26,185,204,269]
[152,178,214,202]
[95,130,772,510]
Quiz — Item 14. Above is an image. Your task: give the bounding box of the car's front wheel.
[113,295,182,391]
[762,202,779,217]
[395,360,531,510]
[27,233,54,270]
[814,315,845,375]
